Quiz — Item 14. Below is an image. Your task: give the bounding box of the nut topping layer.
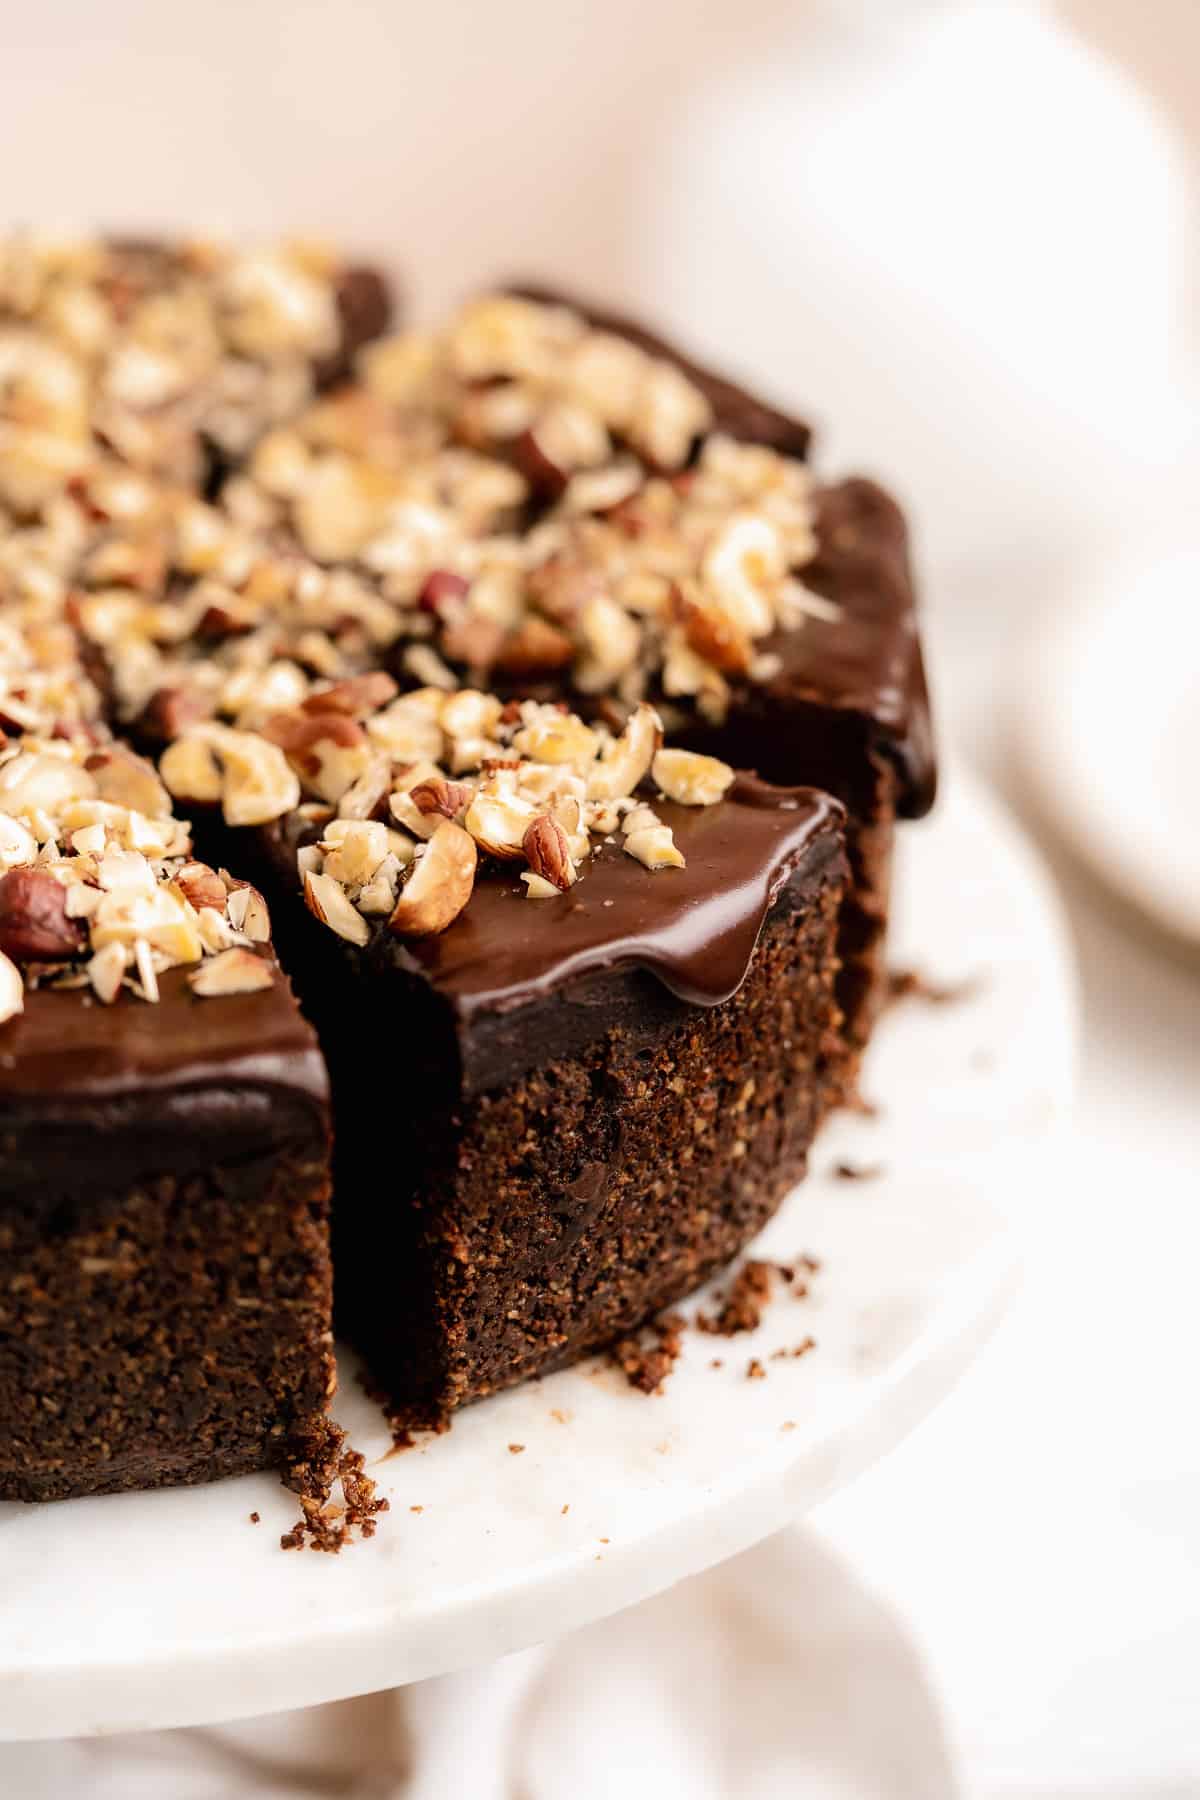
[165,684,735,948]
[0,255,839,994]
[3,275,835,762]
[0,734,274,1017]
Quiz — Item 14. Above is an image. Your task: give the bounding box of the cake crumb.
[697,1259,775,1335]
[562,1504,570,1515]
[249,1511,260,1524]
[278,1414,388,1553]
[610,1257,819,1395]
[781,1420,796,1433]
[747,1358,766,1380]
[610,1310,686,1394]
[771,1337,817,1361]
[508,1443,525,1454]
[410,1504,424,1513]
[832,1160,883,1181]
[888,967,982,1007]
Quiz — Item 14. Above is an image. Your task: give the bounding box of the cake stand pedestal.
[0,767,1076,1742]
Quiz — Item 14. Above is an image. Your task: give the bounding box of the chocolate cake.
[232,707,848,1423]
[0,246,935,1498]
[0,735,333,1502]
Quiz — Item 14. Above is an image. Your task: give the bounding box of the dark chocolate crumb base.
[278,1413,388,1553]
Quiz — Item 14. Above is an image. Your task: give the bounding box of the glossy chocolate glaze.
[509,286,935,818]
[0,960,329,1196]
[0,959,324,1100]
[257,779,845,1097]
[399,779,842,1017]
[744,478,937,817]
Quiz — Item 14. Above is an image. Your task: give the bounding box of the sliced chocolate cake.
[0,735,333,1501]
[0,247,937,1493]
[162,691,848,1423]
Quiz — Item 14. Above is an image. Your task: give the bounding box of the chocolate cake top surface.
[263,766,844,1095]
[395,776,842,1017]
[230,678,844,1038]
[0,733,326,1114]
[510,283,813,462]
[751,476,935,814]
[510,287,934,815]
[0,961,325,1106]
[6,273,934,823]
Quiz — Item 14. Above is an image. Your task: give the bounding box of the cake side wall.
[0,1125,335,1503]
[334,864,846,1425]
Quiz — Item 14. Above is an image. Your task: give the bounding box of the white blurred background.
[3,2,1198,1793]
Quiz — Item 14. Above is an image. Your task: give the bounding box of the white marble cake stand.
[0,767,1076,1743]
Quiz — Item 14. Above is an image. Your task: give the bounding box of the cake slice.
[0,735,333,1502]
[162,688,847,1423]
[499,288,935,1046]
[161,287,930,1047]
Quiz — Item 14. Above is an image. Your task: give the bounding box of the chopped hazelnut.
[408,778,473,823]
[0,868,85,961]
[624,824,685,871]
[175,861,229,913]
[85,746,170,817]
[189,947,274,996]
[523,815,576,892]
[586,702,661,801]
[0,948,23,1023]
[387,820,476,937]
[652,747,735,807]
[464,788,538,860]
[304,869,370,946]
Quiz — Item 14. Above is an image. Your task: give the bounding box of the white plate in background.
[1021,545,1200,944]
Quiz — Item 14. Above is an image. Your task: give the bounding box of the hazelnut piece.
[387,821,476,937]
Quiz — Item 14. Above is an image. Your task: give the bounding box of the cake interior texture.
[0,969,333,1503]
[0,244,935,1500]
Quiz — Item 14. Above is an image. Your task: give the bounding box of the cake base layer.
[0,1134,333,1504]
[0,961,334,1505]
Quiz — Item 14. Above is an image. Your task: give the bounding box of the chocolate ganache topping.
[396,777,843,1016]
